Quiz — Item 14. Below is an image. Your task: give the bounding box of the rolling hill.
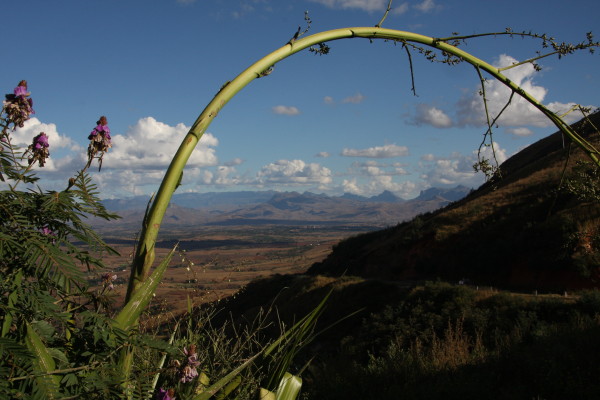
[308,112,600,291]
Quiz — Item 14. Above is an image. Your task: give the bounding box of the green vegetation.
[2,2,600,398]
[1,82,324,399]
[303,282,600,399]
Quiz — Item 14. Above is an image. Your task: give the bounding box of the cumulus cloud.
[224,157,244,166]
[477,142,508,166]
[342,144,409,158]
[342,178,362,194]
[272,105,300,115]
[506,127,534,137]
[351,160,408,176]
[315,151,331,158]
[309,0,411,14]
[419,144,507,188]
[12,118,78,150]
[213,165,242,185]
[419,152,479,187]
[80,117,220,196]
[414,0,437,12]
[308,0,392,12]
[106,116,218,169]
[342,93,365,104]
[457,54,593,128]
[410,104,453,128]
[256,159,332,187]
[342,176,419,198]
[394,2,410,14]
[340,160,413,197]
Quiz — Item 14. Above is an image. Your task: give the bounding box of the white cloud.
[323,96,334,104]
[106,117,218,169]
[316,151,331,158]
[342,178,362,194]
[75,117,220,197]
[477,142,508,166]
[342,93,365,104]
[506,127,534,137]
[272,105,300,115]
[420,152,479,187]
[308,0,392,12]
[393,2,409,15]
[457,54,594,128]
[419,143,507,188]
[351,160,408,176]
[342,144,409,158]
[214,165,241,185]
[414,0,437,12]
[256,159,332,187]
[11,118,77,150]
[411,104,453,128]
[343,176,419,198]
[224,157,244,166]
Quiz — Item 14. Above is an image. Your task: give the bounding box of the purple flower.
[101,273,118,290]
[180,365,198,383]
[86,116,112,170]
[14,85,29,97]
[27,132,50,167]
[184,346,200,367]
[40,226,56,244]
[178,344,200,383]
[34,132,49,149]
[156,388,175,400]
[3,80,34,128]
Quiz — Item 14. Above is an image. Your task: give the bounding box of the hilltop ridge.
[308,112,600,291]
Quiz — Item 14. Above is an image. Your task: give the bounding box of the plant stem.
[125,26,600,302]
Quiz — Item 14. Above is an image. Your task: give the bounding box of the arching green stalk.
[125,26,599,302]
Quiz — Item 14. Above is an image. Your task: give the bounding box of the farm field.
[93,224,371,318]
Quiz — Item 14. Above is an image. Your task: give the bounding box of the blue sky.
[2,0,599,199]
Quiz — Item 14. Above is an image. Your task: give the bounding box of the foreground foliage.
[304,282,600,399]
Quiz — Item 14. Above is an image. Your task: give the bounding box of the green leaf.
[259,388,276,400]
[193,352,262,400]
[274,373,302,400]
[1,270,22,337]
[25,322,61,399]
[259,373,302,400]
[113,246,176,331]
[262,289,331,390]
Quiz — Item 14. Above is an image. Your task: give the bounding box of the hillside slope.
[308,112,600,291]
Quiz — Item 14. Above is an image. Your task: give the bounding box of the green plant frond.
[69,171,120,220]
[262,290,331,391]
[113,246,176,331]
[25,238,85,288]
[25,322,61,399]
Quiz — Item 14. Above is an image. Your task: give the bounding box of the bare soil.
[92,224,369,319]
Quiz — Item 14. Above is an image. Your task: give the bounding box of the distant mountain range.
[96,186,471,229]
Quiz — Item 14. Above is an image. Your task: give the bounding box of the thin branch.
[375,0,393,28]
[402,42,418,96]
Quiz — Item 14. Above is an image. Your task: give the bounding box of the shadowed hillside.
[201,113,600,400]
[308,112,600,291]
